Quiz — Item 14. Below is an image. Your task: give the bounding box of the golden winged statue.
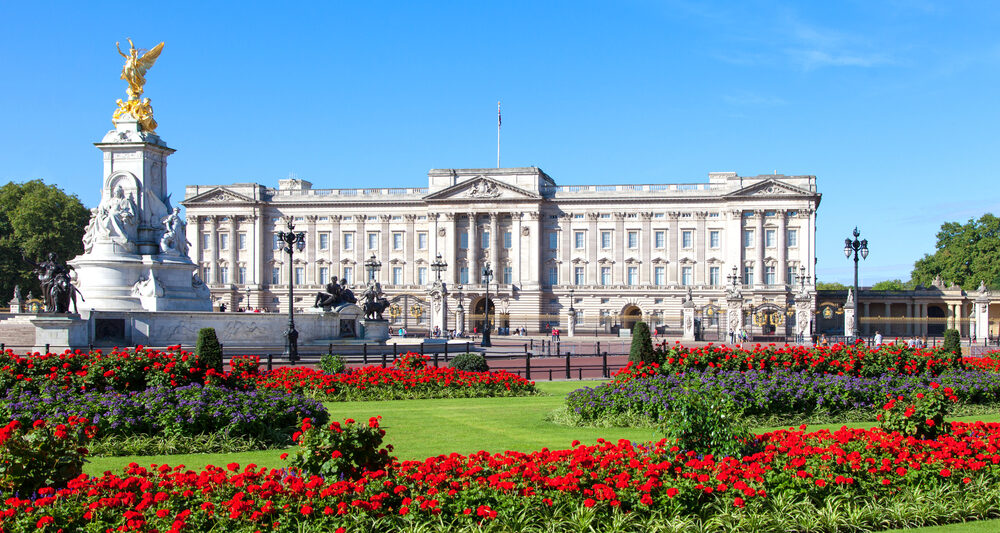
[116,39,164,100]
[113,39,164,133]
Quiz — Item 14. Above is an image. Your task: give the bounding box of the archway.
[927,305,946,337]
[622,305,642,331]
[473,298,495,334]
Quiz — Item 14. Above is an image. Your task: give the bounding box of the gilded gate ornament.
[113,39,164,133]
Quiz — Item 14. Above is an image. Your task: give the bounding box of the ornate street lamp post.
[277,219,306,362]
[364,254,382,283]
[431,253,447,282]
[843,227,869,339]
[481,264,494,347]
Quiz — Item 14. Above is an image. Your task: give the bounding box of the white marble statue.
[97,187,138,248]
[159,207,189,256]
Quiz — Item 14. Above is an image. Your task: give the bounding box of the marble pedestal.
[30,315,89,352]
[361,319,390,344]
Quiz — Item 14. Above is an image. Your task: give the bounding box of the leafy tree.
[0,180,90,304]
[815,281,849,291]
[628,321,655,364]
[911,214,1000,290]
[871,279,912,291]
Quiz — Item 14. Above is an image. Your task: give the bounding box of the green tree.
[816,281,849,291]
[0,180,90,304]
[628,321,655,364]
[911,214,1000,290]
[871,279,911,291]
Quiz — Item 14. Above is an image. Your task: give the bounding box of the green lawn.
[83,380,1000,532]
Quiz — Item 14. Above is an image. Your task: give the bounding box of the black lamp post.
[431,253,447,282]
[277,219,306,362]
[481,264,493,347]
[843,227,869,339]
[364,254,381,284]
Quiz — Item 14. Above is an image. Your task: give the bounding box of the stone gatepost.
[975,281,990,341]
[427,281,448,336]
[681,291,696,342]
[843,289,857,339]
[567,308,576,337]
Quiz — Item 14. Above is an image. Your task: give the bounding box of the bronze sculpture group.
[22,252,84,314]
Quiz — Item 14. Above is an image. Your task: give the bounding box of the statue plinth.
[361,319,390,344]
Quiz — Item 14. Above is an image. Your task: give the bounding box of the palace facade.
[181,167,821,338]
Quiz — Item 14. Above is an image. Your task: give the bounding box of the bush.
[877,382,959,440]
[196,328,223,372]
[284,417,393,480]
[320,353,347,374]
[943,329,962,357]
[449,352,489,372]
[0,416,96,495]
[628,321,655,364]
[660,381,756,458]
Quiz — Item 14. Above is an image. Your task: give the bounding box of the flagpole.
[496,101,501,169]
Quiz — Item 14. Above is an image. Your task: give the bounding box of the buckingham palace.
[181,167,821,338]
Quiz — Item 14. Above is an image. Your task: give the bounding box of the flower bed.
[5,422,1000,531]
[564,368,1000,427]
[0,383,327,449]
[253,365,537,401]
[650,342,973,377]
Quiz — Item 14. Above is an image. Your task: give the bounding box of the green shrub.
[284,417,392,480]
[660,382,756,458]
[449,352,489,372]
[942,329,962,356]
[0,416,95,495]
[320,353,347,374]
[628,321,655,365]
[196,328,223,372]
[877,382,958,439]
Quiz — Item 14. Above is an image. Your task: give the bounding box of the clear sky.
[1,1,998,285]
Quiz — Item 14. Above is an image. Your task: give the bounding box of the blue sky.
[1,1,998,285]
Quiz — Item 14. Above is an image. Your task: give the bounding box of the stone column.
[527,212,542,288]
[560,214,572,286]
[726,209,743,276]
[253,213,264,287]
[405,214,417,284]
[468,213,479,284]
[445,213,458,284]
[755,210,765,286]
[305,215,317,284]
[329,215,341,278]
[884,302,892,336]
[355,214,367,283]
[188,215,201,270]
[490,212,501,282]
[955,303,964,336]
[695,212,707,284]
[777,210,787,285]
[587,212,599,285]
[511,212,523,285]
[668,212,680,283]
[613,213,625,284]
[380,215,391,285]
[428,213,439,265]
[640,212,653,284]
[210,216,220,284]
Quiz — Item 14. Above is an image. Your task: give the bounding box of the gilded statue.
[113,39,164,133]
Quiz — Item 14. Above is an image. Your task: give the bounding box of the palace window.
[765,265,776,285]
[765,229,776,248]
[743,229,754,248]
[681,266,692,286]
[367,232,378,250]
[219,234,229,251]
[319,233,329,250]
[743,266,754,286]
[392,267,403,285]
[600,267,611,285]
[343,267,354,284]
[503,231,512,249]
[319,266,328,283]
[418,232,428,250]
[627,231,638,249]
[548,232,558,250]
[220,266,229,284]
[548,267,558,285]
[295,267,304,285]
[627,267,638,285]
[787,265,797,285]
[418,267,427,285]
[710,266,720,286]
[682,230,693,249]
[204,266,212,283]
[654,266,665,286]
[238,266,246,284]
[574,267,584,285]
[654,231,665,248]
[271,267,280,284]
[709,230,720,248]
[482,231,490,248]
[393,232,403,250]
[459,267,469,284]
[503,266,512,284]
[574,231,585,249]
[459,232,468,249]
[601,231,612,249]
[204,233,212,250]
[787,229,798,247]
[343,232,354,250]
[238,233,247,250]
